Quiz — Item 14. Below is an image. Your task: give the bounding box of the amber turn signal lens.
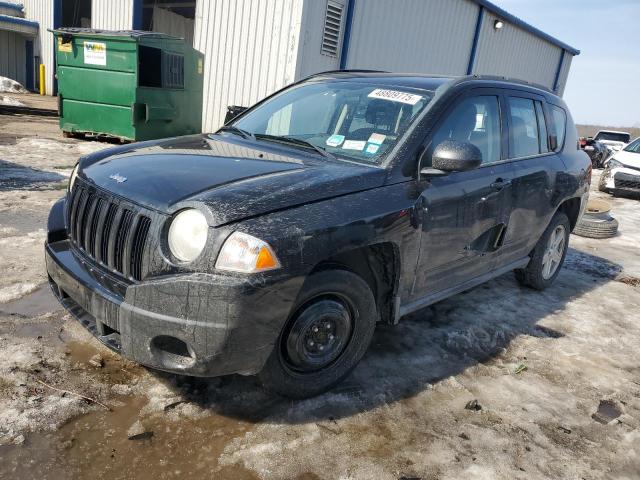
[216,232,281,273]
[255,246,278,270]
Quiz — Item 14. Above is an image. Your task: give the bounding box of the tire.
[258,269,377,398]
[515,212,570,291]
[573,216,618,239]
[598,169,611,193]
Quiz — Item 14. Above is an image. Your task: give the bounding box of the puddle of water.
[63,340,144,387]
[0,392,259,479]
[0,284,61,318]
[592,399,622,425]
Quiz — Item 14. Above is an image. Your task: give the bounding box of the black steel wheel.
[284,296,353,372]
[259,270,377,398]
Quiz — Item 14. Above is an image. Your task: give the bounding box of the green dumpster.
[51,28,204,141]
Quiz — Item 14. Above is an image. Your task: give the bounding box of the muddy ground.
[1,112,639,480]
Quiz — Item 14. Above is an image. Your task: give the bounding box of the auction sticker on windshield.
[326,134,345,147]
[368,89,422,105]
[343,140,366,151]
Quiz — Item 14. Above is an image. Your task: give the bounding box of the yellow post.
[39,64,45,95]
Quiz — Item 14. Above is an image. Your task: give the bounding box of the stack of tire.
[573,199,618,239]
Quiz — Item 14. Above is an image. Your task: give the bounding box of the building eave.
[473,0,580,55]
[0,13,38,36]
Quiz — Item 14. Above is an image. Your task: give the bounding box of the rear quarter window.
[549,105,567,152]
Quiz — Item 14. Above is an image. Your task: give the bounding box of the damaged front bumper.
[601,166,640,192]
[45,203,301,378]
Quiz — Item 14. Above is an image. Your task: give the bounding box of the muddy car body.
[46,72,590,397]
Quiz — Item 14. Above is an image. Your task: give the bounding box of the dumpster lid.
[49,28,182,40]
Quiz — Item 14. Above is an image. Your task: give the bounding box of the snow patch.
[0,282,38,303]
[0,95,24,107]
[0,76,28,94]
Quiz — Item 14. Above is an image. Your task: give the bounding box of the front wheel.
[515,212,570,290]
[259,270,377,398]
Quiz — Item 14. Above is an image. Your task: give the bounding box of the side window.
[508,97,540,158]
[535,101,549,153]
[430,96,501,165]
[549,105,567,151]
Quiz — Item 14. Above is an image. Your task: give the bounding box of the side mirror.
[420,140,482,176]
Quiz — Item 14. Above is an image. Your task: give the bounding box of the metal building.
[191,0,579,131]
[0,2,38,89]
[3,0,579,133]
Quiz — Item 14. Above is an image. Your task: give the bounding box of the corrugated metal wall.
[22,0,54,95]
[152,6,194,46]
[92,0,133,30]
[0,30,27,86]
[556,50,572,96]
[194,0,305,132]
[472,9,561,90]
[343,0,479,75]
[295,0,344,78]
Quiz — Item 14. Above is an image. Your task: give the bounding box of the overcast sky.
[493,0,640,127]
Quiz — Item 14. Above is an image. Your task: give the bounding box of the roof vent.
[321,1,344,57]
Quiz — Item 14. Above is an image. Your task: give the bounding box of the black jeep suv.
[46,72,590,398]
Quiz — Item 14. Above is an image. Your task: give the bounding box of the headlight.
[607,158,624,169]
[168,209,209,263]
[69,164,79,191]
[215,232,280,273]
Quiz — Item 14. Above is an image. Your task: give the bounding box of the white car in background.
[599,137,640,195]
[593,130,631,152]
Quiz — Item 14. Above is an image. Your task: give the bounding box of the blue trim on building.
[132,0,143,30]
[552,49,565,92]
[53,0,61,95]
[339,0,355,69]
[0,15,40,29]
[467,5,484,75]
[53,0,61,27]
[0,13,38,28]
[25,39,34,90]
[472,0,579,55]
[0,2,23,11]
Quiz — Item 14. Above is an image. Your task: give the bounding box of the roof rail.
[302,69,389,81]
[461,74,555,94]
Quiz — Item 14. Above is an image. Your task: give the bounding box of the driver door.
[410,92,514,300]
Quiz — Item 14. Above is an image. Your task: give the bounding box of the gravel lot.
[1,113,639,480]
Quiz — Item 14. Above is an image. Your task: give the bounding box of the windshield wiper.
[254,134,335,160]
[217,125,255,140]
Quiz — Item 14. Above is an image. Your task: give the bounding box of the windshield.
[594,131,630,143]
[624,137,640,153]
[232,81,433,165]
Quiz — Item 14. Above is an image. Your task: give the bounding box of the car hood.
[598,140,626,149]
[78,135,387,226]
[611,150,640,169]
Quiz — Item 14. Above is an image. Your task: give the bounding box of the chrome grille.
[68,185,152,281]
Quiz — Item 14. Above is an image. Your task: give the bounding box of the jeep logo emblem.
[109,173,127,183]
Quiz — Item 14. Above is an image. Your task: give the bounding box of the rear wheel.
[259,270,377,398]
[515,212,570,290]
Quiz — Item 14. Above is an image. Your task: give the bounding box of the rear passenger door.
[497,92,564,268]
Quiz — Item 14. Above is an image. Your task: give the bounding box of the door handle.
[490,178,511,190]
